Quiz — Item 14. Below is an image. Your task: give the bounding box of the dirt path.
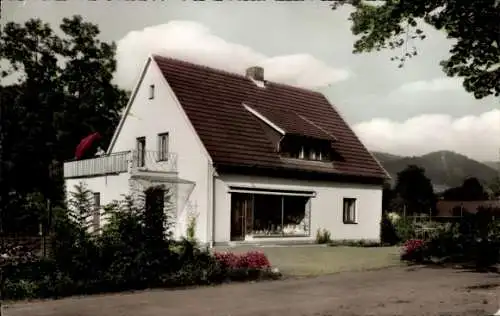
[5,266,500,316]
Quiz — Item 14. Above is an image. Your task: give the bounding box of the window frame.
[149,84,155,100]
[157,132,169,161]
[136,136,146,167]
[342,197,357,224]
[92,192,101,232]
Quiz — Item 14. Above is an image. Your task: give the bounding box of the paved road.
[6,266,500,316]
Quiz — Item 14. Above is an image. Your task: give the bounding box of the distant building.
[436,200,500,217]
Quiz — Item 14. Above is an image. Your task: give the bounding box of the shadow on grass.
[402,260,500,275]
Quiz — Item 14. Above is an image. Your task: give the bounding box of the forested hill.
[372,151,498,189]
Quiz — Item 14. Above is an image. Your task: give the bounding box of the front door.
[230,193,253,241]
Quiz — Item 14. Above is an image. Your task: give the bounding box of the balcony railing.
[130,150,177,173]
[64,150,177,179]
[64,151,130,179]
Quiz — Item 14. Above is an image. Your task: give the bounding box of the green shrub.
[186,213,197,244]
[2,185,278,301]
[380,211,399,245]
[400,210,500,270]
[315,229,331,244]
[394,217,417,243]
[36,271,76,299]
[3,280,38,300]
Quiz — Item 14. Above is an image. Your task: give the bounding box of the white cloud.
[396,77,462,93]
[114,21,350,90]
[353,109,500,161]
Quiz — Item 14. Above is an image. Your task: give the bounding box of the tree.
[382,181,395,212]
[488,176,500,199]
[333,0,500,99]
[461,177,489,200]
[0,16,129,232]
[68,183,95,231]
[394,165,435,215]
[442,177,490,200]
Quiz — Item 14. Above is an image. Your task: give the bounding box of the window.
[93,192,101,233]
[343,198,357,224]
[149,84,155,99]
[136,137,146,167]
[157,132,169,161]
[299,146,305,159]
[309,148,316,160]
[230,192,311,240]
[279,136,332,162]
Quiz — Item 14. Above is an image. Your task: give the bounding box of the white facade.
[64,56,383,246]
[213,174,383,244]
[66,57,212,241]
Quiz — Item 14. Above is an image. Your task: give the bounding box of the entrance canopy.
[130,174,196,215]
[228,186,316,197]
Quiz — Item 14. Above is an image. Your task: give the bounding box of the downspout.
[207,162,215,248]
[211,165,216,248]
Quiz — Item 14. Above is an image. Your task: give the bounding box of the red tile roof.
[153,55,388,180]
[247,103,335,141]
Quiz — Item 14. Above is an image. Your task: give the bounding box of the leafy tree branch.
[333,0,500,99]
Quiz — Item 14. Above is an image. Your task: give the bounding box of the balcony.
[131,150,177,173]
[64,150,177,179]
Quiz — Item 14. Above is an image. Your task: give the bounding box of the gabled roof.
[153,55,388,180]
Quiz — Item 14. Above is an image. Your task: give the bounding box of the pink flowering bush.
[214,251,271,270]
[213,250,277,281]
[400,239,426,262]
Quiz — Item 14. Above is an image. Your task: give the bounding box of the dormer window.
[279,135,333,162]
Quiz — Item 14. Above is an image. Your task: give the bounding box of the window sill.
[343,221,358,225]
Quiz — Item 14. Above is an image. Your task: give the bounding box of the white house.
[63,55,390,246]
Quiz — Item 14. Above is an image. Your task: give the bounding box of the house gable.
[104,55,213,240]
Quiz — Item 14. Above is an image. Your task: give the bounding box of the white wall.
[214,174,383,244]
[107,58,211,242]
[65,173,129,226]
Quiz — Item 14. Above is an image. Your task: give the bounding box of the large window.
[230,192,311,239]
[253,195,283,236]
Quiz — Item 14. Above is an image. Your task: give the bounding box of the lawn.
[214,245,402,276]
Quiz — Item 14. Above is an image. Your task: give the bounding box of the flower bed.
[214,251,280,281]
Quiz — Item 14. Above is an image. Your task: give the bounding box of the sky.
[3,0,500,162]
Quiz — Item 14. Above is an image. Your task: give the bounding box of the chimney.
[246,66,264,82]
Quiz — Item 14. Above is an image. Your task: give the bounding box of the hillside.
[373,150,497,189]
[483,161,499,171]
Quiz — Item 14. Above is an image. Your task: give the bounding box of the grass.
[215,245,402,276]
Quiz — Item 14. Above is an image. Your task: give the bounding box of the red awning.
[75,132,102,160]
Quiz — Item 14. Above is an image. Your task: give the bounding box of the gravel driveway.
[6,266,500,316]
